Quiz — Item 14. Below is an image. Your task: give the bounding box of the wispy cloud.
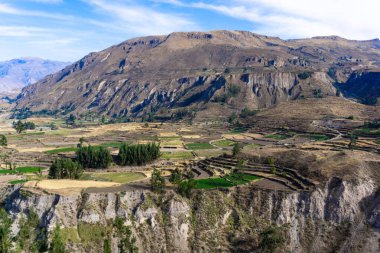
[158,0,380,39]
[86,0,198,35]
[0,26,50,37]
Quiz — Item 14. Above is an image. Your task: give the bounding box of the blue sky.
[1,0,379,62]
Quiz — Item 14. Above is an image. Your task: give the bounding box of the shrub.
[297,71,312,80]
[177,179,197,198]
[312,89,323,98]
[76,146,112,169]
[0,135,7,146]
[232,142,242,157]
[118,143,160,166]
[228,84,241,97]
[48,158,83,179]
[150,169,165,193]
[240,108,258,118]
[259,225,286,253]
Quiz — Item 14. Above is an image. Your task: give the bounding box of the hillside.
[15,31,380,119]
[0,57,69,95]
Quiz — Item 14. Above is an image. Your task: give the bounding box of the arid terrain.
[0,30,379,253]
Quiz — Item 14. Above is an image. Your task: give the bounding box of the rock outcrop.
[2,177,379,252]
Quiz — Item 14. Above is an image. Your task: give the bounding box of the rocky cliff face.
[2,177,379,253]
[15,31,380,118]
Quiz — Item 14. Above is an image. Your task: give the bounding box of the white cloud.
[86,0,198,35]
[162,0,380,39]
[0,26,50,37]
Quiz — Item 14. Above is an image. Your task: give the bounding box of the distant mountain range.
[0,57,69,95]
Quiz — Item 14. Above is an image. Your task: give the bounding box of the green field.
[264,134,289,140]
[81,172,146,184]
[195,173,261,189]
[16,166,44,173]
[161,151,194,160]
[229,127,248,134]
[46,147,78,154]
[302,134,330,141]
[8,179,28,185]
[212,139,236,147]
[0,167,44,175]
[185,142,215,150]
[243,143,261,150]
[354,128,380,137]
[375,140,380,145]
[0,169,16,175]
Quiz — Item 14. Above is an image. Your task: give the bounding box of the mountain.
[0,57,69,95]
[15,31,380,119]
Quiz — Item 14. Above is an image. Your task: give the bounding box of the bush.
[239,108,258,118]
[232,142,242,157]
[118,143,160,166]
[228,84,241,97]
[150,169,165,193]
[48,158,83,179]
[177,179,197,198]
[312,89,323,98]
[76,146,112,169]
[297,71,312,80]
[0,135,7,146]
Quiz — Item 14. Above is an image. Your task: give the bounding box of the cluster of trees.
[12,120,36,133]
[76,146,112,169]
[65,114,77,126]
[48,158,83,179]
[169,168,197,198]
[0,208,51,253]
[118,143,160,166]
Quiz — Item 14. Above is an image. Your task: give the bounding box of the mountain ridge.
[15,30,380,119]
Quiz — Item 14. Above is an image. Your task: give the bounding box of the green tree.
[232,142,241,157]
[0,208,12,253]
[169,168,183,185]
[14,120,26,133]
[114,218,138,253]
[118,143,160,166]
[0,134,7,146]
[150,169,165,193]
[65,114,76,126]
[76,146,112,169]
[48,158,83,179]
[49,225,66,253]
[177,179,197,198]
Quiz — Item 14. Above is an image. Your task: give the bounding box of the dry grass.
[24,179,120,195]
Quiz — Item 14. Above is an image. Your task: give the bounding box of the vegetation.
[239,108,258,118]
[304,134,330,141]
[348,133,358,150]
[264,134,288,140]
[185,142,215,150]
[259,225,286,253]
[161,151,193,160]
[150,168,165,193]
[76,145,112,169]
[297,71,312,80]
[118,143,160,166]
[13,120,36,133]
[65,114,77,126]
[114,217,138,253]
[48,158,83,179]
[171,109,196,121]
[232,142,242,157]
[9,179,28,185]
[312,88,323,98]
[169,169,197,197]
[50,225,66,253]
[0,208,12,253]
[0,135,7,146]
[46,147,78,154]
[212,139,236,147]
[195,173,260,189]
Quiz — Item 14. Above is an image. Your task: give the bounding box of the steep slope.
[15,31,380,118]
[0,57,69,95]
